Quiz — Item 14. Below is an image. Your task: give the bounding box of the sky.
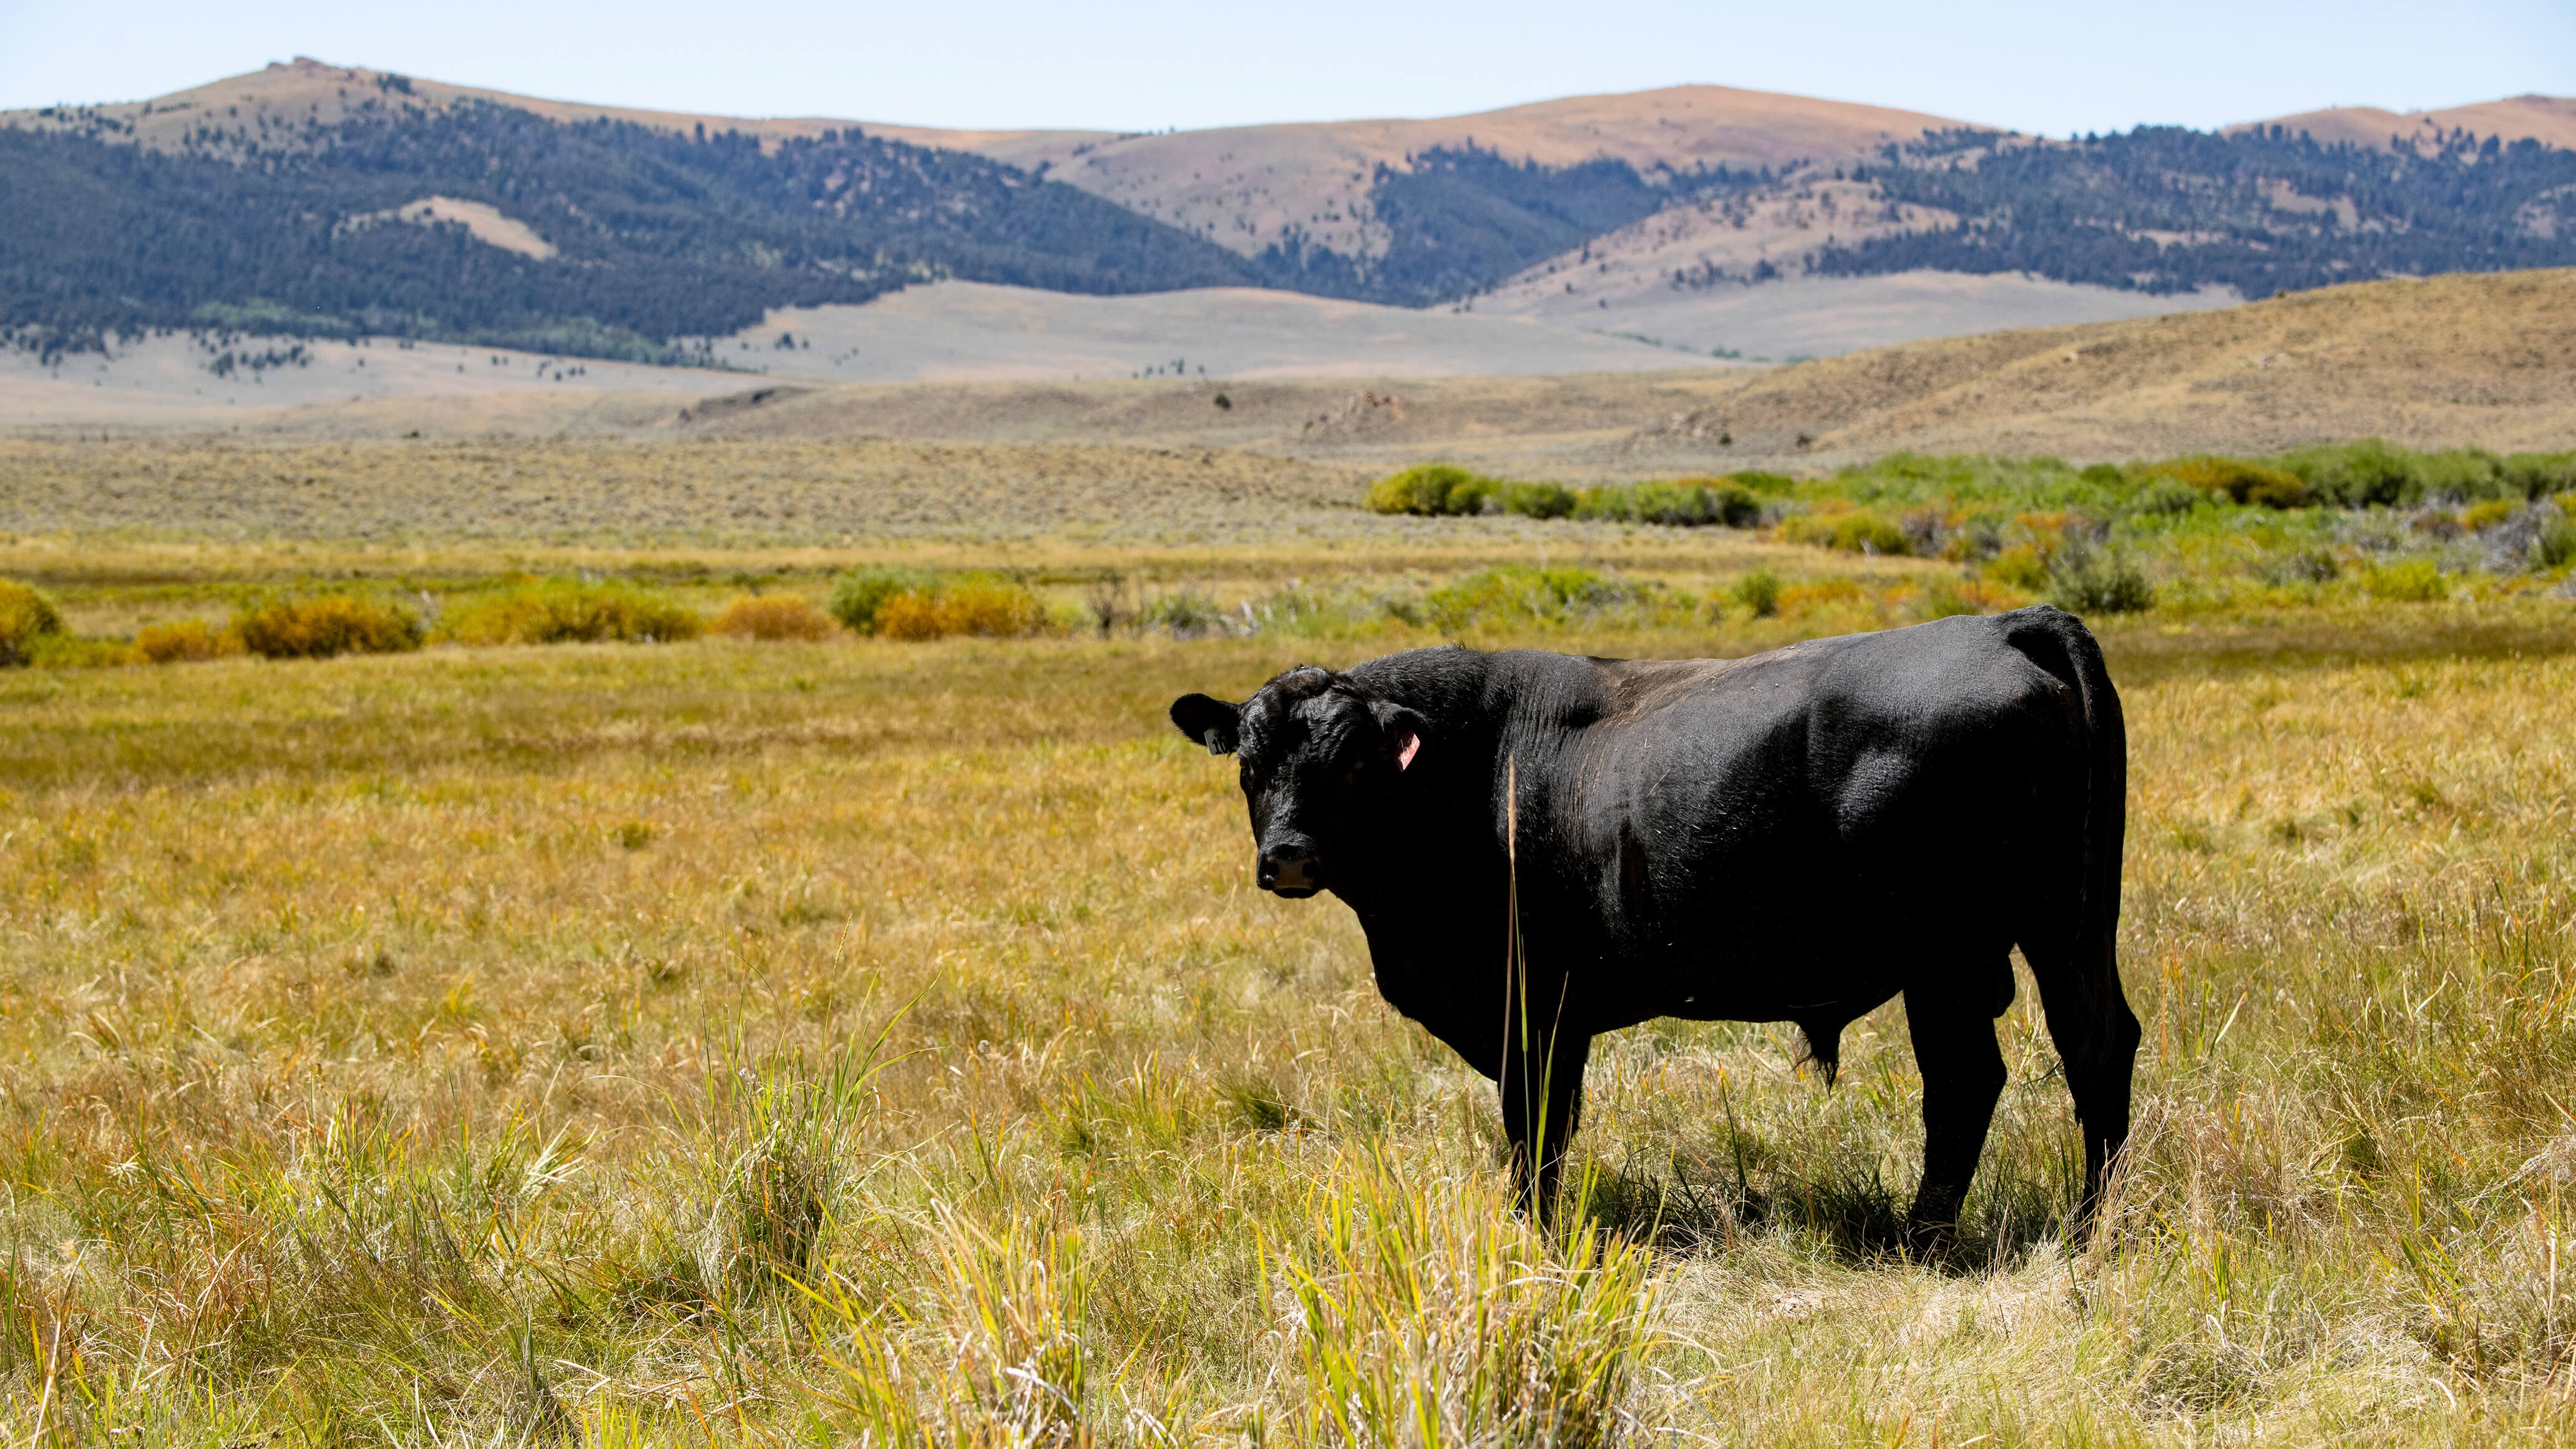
[2,0,2570,136]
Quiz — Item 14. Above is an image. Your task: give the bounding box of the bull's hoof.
[1901,1215,1959,1261]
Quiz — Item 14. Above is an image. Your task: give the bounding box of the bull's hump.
[1599,648,1831,723]
[1599,656,1737,715]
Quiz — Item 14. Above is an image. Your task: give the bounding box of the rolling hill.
[17,271,2564,485]
[613,269,2576,476]
[2227,94,2576,154]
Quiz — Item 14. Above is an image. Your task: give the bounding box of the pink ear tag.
[1397,733,1420,770]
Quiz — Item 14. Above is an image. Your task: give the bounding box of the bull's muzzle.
[1258,844,1324,898]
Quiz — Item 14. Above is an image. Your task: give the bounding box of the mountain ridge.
[8,62,2574,372]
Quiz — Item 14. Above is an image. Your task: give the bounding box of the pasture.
[1,444,2574,1445]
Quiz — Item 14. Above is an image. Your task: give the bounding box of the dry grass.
[0,436,1368,545]
[0,570,2569,1442]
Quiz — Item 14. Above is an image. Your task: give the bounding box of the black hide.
[1169,607,2141,1243]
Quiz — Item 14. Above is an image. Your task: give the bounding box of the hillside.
[1813,125,2576,298]
[0,77,1259,357]
[615,269,2576,475]
[29,270,2559,484]
[942,85,1971,263]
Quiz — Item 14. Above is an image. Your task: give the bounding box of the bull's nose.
[1259,851,1323,897]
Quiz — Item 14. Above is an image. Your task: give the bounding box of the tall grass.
[1276,1156,1657,1448]
[0,545,2570,1441]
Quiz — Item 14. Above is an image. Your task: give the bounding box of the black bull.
[1170,605,2141,1242]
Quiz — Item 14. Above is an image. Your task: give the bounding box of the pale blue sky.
[2,0,2569,136]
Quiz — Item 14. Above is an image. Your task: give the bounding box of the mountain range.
[5,59,2573,367]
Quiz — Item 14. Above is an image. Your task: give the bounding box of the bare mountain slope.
[0,56,1109,162]
[2233,94,2576,152]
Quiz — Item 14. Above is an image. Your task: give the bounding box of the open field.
[2,550,2575,1442]
[0,437,1373,547]
[3,424,2575,1442]
[0,334,752,431]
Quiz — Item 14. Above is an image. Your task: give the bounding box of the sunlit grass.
[0,561,2571,1440]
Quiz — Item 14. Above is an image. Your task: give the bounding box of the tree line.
[1261,145,1775,307]
[1809,125,2576,296]
[0,100,1264,360]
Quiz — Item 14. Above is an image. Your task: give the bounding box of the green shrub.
[2147,457,2313,509]
[1984,546,2051,591]
[2459,499,2522,532]
[876,577,1046,641]
[2258,547,2343,585]
[1728,471,1798,493]
[437,580,704,646]
[25,635,140,668]
[2045,549,2156,614]
[2273,439,2510,509]
[1141,587,1236,639]
[1366,464,1483,516]
[827,566,940,633]
[137,618,243,663]
[0,579,66,667]
[235,595,424,660]
[2363,559,2450,602]
[1497,480,1578,519]
[1780,507,1911,554]
[1732,569,1782,618]
[1576,479,1762,527]
[1427,566,1641,630]
[1362,466,1577,520]
[1444,474,1499,514]
[2536,515,2576,571]
[2133,477,2207,515]
[2502,452,2576,500]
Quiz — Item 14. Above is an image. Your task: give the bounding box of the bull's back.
[1542,618,2092,995]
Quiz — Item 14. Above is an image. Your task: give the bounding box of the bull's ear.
[1169,693,1241,755]
[1372,702,1428,770]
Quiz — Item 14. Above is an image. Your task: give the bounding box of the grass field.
[4,432,2575,1443]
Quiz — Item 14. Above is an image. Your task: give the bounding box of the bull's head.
[1171,666,1425,898]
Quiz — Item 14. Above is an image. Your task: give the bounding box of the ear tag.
[1204,729,1227,756]
[1397,733,1420,771]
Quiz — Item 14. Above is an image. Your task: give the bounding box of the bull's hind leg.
[2028,936,2142,1239]
[1903,985,2007,1252]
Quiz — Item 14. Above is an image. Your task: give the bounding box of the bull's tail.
[2001,607,2142,1237]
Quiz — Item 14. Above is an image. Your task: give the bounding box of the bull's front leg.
[1500,1028,1593,1224]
